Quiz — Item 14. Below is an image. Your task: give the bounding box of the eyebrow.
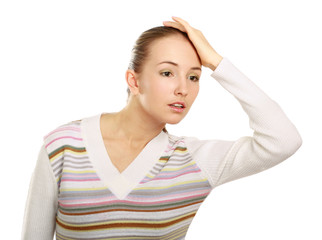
[158,61,202,71]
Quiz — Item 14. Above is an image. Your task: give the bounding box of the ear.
[125,69,140,95]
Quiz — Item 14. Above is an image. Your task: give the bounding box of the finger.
[171,16,191,29]
[171,17,197,37]
[163,21,186,32]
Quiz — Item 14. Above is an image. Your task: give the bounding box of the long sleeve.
[21,143,58,240]
[185,57,302,188]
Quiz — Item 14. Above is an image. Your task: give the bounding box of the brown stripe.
[175,146,187,151]
[159,156,170,161]
[50,145,86,159]
[59,199,203,216]
[56,212,196,231]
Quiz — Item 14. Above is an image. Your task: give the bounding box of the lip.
[168,101,186,113]
[168,101,186,108]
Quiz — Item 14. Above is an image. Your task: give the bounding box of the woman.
[22,17,302,240]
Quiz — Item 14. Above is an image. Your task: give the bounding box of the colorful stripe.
[44,120,212,239]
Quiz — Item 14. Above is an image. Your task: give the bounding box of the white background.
[1,0,321,239]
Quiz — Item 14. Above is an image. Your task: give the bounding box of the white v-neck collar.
[81,112,169,199]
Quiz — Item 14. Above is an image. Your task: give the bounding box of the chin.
[165,115,186,125]
[166,120,181,125]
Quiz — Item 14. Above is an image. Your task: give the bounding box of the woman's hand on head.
[163,17,223,71]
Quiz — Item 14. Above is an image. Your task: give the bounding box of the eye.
[160,71,173,77]
[189,75,199,82]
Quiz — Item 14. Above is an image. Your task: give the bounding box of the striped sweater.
[22,57,302,240]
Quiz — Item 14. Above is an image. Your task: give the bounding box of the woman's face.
[135,34,201,125]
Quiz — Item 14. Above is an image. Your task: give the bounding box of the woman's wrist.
[207,53,223,71]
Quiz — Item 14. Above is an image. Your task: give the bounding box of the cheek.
[139,76,171,106]
[143,76,174,97]
[193,84,200,95]
[155,80,174,95]
[189,84,200,101]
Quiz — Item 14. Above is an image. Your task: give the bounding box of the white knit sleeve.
[185,57,302,189]
[21,143,58,240]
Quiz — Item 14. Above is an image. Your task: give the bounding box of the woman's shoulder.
[43,119,81,140]
[41,115,91,153]
[42,113,101,142]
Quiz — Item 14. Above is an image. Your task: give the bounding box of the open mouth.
[168,102,186,112]
[169,103,185,108]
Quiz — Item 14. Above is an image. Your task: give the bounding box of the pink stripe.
[43,126,81,140]
[62,174,98,178]
[60,189,208,204]
[59,191,210,208]
[127,189,210,202]
[141,166,201,183]
[45,136,83,148]
[164,141,186,152]
[59,195,118,206]
[61,179,100,182]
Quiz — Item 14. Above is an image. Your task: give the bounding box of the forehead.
[147,34,201,67]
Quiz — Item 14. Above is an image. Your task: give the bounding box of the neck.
[111,100,166,143]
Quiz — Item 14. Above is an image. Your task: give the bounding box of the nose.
[174,76,188,97]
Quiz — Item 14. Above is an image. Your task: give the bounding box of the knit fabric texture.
[22,57,302,240]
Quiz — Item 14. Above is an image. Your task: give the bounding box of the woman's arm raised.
[187,57,302,187]
[164,17,302,188]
